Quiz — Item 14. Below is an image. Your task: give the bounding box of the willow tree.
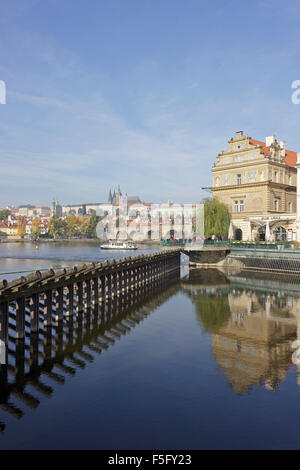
[203,197,231,238]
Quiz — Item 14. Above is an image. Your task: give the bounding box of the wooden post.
[16,297,25,339]
[43,289,52,327]
[84,279,91,308]
[55,286,64,322]
[0,302,8,344]
[100,276,105,302]
[92,277,98,305]
[65,284,74,317]
[125,269,130,292]
[76,281,83,313]
[29,332,39,372]
[29,293,39,332]
[106,274,111,299]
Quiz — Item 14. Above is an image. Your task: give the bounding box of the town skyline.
[1,0,300,206]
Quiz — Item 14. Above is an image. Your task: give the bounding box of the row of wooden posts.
[0,250,181,343]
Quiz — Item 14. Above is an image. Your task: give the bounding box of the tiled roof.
[250,138,297,167]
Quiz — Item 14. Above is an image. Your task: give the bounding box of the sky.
[0,0,300,207]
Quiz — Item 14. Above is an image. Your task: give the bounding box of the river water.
[0,241,163,281]
[1,243,300,449]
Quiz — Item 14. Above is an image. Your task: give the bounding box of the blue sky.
[0,0,300,206]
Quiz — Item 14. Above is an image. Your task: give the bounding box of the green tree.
[203,197,231,238]
[87,213,101,238]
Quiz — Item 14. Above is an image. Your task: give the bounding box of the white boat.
[100,240,138,250]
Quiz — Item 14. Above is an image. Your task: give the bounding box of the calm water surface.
[0,241,162,280]
[1,244,300,449]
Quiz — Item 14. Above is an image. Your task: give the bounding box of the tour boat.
[100,240,138,250]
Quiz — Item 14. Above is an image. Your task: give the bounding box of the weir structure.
[0,250,181,356]
[0,269,181,432]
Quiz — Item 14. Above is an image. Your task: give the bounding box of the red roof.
[250,138,297,167]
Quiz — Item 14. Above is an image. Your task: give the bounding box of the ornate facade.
[211,131,298,241]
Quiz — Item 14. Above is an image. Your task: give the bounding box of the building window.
[237,174,242,185]
[289,175,292,185]
[215,176,220,187]
[240,200,244,212]
[234,200,239,212]
[280,172,283,184]
[288,202,292,213]
[274,199,279,211]
[274,171,278,183]
[260,170,265,182]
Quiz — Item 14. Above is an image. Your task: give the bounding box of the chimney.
[266,135,276,147]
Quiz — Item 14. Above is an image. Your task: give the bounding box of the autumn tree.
[31,219,42,239]
[17,216,26,238]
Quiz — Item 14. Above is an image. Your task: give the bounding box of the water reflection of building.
[182,269,300,395]
[212,290,297,394]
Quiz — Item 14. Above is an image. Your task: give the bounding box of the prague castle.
[211,131,298,241]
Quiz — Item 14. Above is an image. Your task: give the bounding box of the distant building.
[51,200,62,217]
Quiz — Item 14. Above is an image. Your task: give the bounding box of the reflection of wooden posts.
[76,281,83,313]
[16,297,25,339]
[29,333,39,371]
[43,290,52,327]
[15,339,25,384]
[0,302,8,344]
[55,286,64,322]
[43,326,52,361]
[54,321,64,355]
[65,284,74,317]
